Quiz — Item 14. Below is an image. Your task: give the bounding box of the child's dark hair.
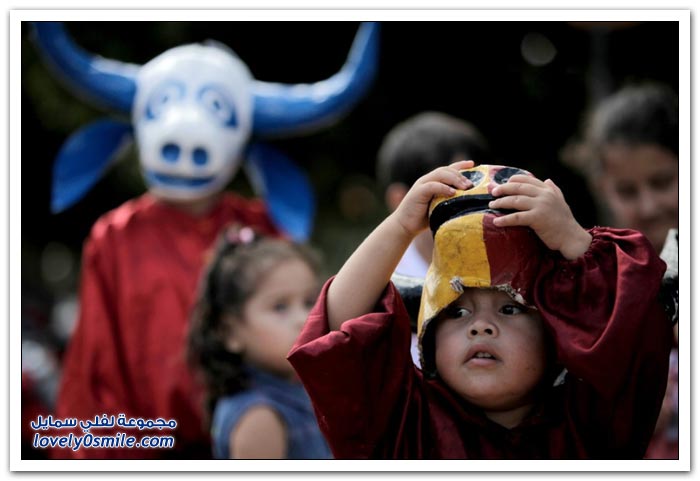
[376,111,492,190]
[565,82,678,178]
[587,82,678,159]
[187,225,320,421]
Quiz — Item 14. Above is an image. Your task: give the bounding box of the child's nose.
[467,318,498,338]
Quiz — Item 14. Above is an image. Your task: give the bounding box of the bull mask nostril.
[162,144,180,163]
[193,148,209,166]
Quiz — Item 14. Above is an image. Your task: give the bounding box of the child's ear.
[221,315,245,354]
[224,337,245,354]
[385,182,409,212]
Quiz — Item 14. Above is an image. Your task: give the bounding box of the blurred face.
[434,288,547,425]
[225,258,318,380]
[599,143,678,253]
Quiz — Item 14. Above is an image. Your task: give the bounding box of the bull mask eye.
[145,81,185,120]
[461,170,484,186]
[198,85,238,127]
[494,167,528,184]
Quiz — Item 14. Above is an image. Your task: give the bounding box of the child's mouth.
[465,347,500,365]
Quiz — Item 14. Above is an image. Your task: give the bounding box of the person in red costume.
[55,193,278,459]
[289,161,672,459]
[30,22,379,459]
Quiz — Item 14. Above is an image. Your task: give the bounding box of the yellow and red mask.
[417,164,546,376]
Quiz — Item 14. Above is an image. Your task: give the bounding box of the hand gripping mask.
[417,165,546,377]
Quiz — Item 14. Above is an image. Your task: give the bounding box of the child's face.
[225,258,318,379]
[434,288,547,415]
[599,143,678,253]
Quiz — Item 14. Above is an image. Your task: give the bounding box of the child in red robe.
[289,161,671,459]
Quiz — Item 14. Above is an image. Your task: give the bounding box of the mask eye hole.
[145,81,185,120]
[461,170,484,187]
[198,85,238,127]
[494,167,528,184]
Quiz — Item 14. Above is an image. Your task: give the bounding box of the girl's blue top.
[211,366,332,459]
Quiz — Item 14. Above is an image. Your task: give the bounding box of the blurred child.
[569,82,680,459]
[189,226,331,459]
[571,82,678,254]
[289,162,672,459]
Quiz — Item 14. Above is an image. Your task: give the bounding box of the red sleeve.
[534,227,672,455]
[288,277,416,459]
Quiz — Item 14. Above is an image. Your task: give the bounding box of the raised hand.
[489,175,591,260]
[326,160,474,329]
[392,160,474,237]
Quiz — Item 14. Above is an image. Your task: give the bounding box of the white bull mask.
[31,21,379,239]
[134,44,253,201]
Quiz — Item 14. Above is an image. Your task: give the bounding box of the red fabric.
[51,193,278,459]
[483,214,544,301]
[289,227,672,459]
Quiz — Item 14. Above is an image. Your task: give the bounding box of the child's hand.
[489,175,592,260]
[392,160,474,237]
[327,160,473,330]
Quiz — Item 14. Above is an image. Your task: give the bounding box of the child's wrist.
[559,226,592,261]
[386,211,419,242]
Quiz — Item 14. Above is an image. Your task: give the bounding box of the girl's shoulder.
[213,389,278,425]
[211,389,284,459]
